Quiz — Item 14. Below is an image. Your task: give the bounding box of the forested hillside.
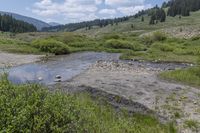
[42,17,129,32]
[166,0,200,16]
[0,14,37,33]
[0,11,50,30]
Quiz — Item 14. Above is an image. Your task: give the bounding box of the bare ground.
[57,61,200,133]
[140,25,200,39]
[0,51,44,68]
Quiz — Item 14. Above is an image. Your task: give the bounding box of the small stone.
[193,101,197,104]
[55,75,61,79]
[38,77,43,81]
[54,79,62,82]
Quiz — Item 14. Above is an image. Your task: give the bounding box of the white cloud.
[31,0,151,23]
[99,9,117,15]
[95,0,103,5]
[105,0,145,7]
[117,4,152,16]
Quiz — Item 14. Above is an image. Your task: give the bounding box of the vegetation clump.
[0,77,175,133]
[32,38,70,55]
[105,39,144,51]
[141,32,167,45]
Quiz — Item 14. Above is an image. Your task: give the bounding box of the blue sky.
[0,0,165,24]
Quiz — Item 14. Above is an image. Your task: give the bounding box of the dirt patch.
[141,25,200,39]
[163,26,200,39]
[57,61,200,132]
[0,51,44,68]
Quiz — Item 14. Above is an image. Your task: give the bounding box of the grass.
[75,10,200,37]
[1,30,200,65]
[160,67,200,87]
[0,37,41,54]
[0,76,176,133]
[32,38,70,55]
[184,120,200,131]
[121,35,200,63]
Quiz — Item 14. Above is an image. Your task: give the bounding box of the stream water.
[0,52,190,85]
[4,52,120,85]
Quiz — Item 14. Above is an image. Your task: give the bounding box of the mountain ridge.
[0,11,50,30]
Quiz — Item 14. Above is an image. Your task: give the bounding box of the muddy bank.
[0,51,44,68]
[56,61,200,133]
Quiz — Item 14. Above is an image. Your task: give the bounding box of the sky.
[0,0,166,24]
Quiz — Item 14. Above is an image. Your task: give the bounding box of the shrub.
[152,43,174,52]
[68,41,95,48]
[52,32,85,44]
[103,34,120,40]
[141,32,167,45]
[191,36,200,41]
[141,35,154,45]
[105,39,132,49]
[152,32,167,42]
[132,42,146,51]
[0,77,174,133]
[32,39,70,55]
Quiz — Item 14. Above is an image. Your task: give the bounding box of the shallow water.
[4,52,120,85]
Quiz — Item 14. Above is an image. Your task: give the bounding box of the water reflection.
[6,52,120,85]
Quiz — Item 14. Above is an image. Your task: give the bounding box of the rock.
[133,59,139,62]
[193,101,197,104]
[54,79,62,82]
[55,75,62,79]
[167,68,175,71]
[175,87,182,90]
[38,77,43,81]
[154,60,158,63]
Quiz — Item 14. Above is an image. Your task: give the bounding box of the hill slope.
[0,11,50,30]
[75,10,200,38]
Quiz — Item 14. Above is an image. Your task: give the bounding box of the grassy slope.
[0,32,41,54]
[0,77,175,133]
[76,11,200,37]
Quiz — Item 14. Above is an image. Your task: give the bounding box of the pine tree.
[149,15,156,25]
[131,24,134,29]
[160,9,166,22]
[167,0,199,17]
[141,16,144,22]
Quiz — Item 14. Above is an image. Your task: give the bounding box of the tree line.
[166,0,200,16]
[134,6,166,25]
[42,17,129,32]
[0,14,37,33]
[149,6,166,24]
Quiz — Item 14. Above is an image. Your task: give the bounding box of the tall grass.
[160,67,200,87]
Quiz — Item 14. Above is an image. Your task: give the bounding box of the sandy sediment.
[59,61,200,132]
[0,52,44,68]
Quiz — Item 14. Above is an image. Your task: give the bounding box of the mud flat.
[0,51,44,68]
[57,61,200,133]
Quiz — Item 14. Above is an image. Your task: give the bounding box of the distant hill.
[48,22,61,26]
[0,11,50,30]
[42,17,130,32]
[0,14,37,33]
